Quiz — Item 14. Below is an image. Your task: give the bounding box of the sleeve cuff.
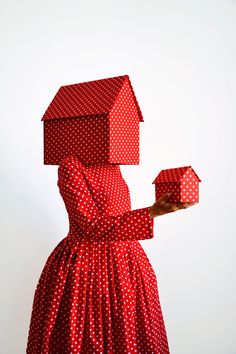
[131,206,154,240]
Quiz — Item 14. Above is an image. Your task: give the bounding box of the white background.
[1,1,236,353]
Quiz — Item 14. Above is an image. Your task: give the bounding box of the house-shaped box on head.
[41,74,144,165]
[152,166,202,203]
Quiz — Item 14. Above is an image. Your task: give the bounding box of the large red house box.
[152,166,201,203]
[41,74,144,165]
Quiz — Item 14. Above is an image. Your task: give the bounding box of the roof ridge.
[152,166,201,184]
[60,74,128,88]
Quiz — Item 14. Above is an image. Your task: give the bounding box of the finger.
[162,201,198,214]
[171,205,180,212]
[161,202,179,212]
[185,202,198,208]
[158,193,172,204]
[174,202,186,209]
[169,203,187,211]
[162,201,183,211]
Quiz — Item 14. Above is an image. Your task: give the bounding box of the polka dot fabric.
[152,166,201,203]
[109,78,140,164]
[41,75,143,165]
[26,155,170,353]
[42,75,143,122]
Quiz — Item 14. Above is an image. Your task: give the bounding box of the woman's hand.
[149,192,198,218]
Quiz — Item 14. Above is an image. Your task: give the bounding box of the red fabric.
[26,155,170,353]
[41,75,143,165]
[41,75,143,122]
[153,166,201,203]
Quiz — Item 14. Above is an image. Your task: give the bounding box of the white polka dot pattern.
[41,75,143,165]
[26,155,170,353]
[152,166,201,203]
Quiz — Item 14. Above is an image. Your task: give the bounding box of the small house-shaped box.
[152,166,201,203]
[41,74,144,165]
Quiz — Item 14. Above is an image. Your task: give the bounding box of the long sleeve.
[57,161,154,242]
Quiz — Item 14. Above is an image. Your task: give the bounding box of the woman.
[26,154,196,354]
[27,74,198,353]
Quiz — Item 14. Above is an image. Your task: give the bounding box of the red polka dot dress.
[26,155,170,354]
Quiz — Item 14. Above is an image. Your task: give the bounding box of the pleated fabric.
[26,155,170,353]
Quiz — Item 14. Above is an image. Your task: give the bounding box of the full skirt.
[26,233,170,354]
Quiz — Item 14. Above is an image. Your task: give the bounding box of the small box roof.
[152,166,201,184]
[41,74,143,122]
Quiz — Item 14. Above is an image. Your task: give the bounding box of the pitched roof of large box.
[41,74,143,121]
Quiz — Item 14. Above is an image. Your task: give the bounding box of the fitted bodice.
[80,162,131,216]
[57,155,133,238]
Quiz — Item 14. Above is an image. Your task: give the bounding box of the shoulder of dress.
[58,155,84,172]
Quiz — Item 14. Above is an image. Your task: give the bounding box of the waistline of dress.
[65,231,115,247]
